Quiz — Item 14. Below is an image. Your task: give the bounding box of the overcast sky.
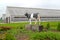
[0,0,60,18]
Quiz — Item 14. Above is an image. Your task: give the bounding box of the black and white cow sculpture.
[25,13,41,25]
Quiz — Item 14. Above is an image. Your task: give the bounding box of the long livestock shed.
[2,6,60,23]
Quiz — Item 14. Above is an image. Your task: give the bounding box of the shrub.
[5,33,16,40]
[30,32,60,40]
[57,23,60,31]
[46,23,50,30]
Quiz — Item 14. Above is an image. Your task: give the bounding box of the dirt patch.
[16,33,29,40]
[0,26,12,31]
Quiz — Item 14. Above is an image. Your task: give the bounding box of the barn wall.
[7,7,60,16]
[10,17,60,22]
[5,7,60,22]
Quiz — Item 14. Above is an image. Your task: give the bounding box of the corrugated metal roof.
[6,6,60,17]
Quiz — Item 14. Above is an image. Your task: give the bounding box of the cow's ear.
[26,12,28,14]
[24,13,26,15]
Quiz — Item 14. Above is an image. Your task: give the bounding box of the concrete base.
[25,24,43,32]
[25,24,32,30]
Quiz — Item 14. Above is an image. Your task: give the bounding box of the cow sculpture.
[25,13,41,25]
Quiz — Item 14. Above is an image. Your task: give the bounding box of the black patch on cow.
[33,14,38,19]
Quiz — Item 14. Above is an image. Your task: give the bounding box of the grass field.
[0,21,59,29]
[0,21,60,40]
[0,21,59,27]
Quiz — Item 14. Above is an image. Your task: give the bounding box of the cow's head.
[25,13,28,17]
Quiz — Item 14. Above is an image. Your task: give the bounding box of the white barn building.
[3,6,60,23]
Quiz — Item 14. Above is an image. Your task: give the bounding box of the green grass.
[0,21,60,40]
[29,31,60,40]
[0,21,59,29]
[0,21,59,27]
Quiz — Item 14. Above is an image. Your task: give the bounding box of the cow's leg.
[35,19,37,24]
[29,19,32,25]
[38,18,41,25]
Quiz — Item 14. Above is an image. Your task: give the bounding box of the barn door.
[6,17,10,23]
